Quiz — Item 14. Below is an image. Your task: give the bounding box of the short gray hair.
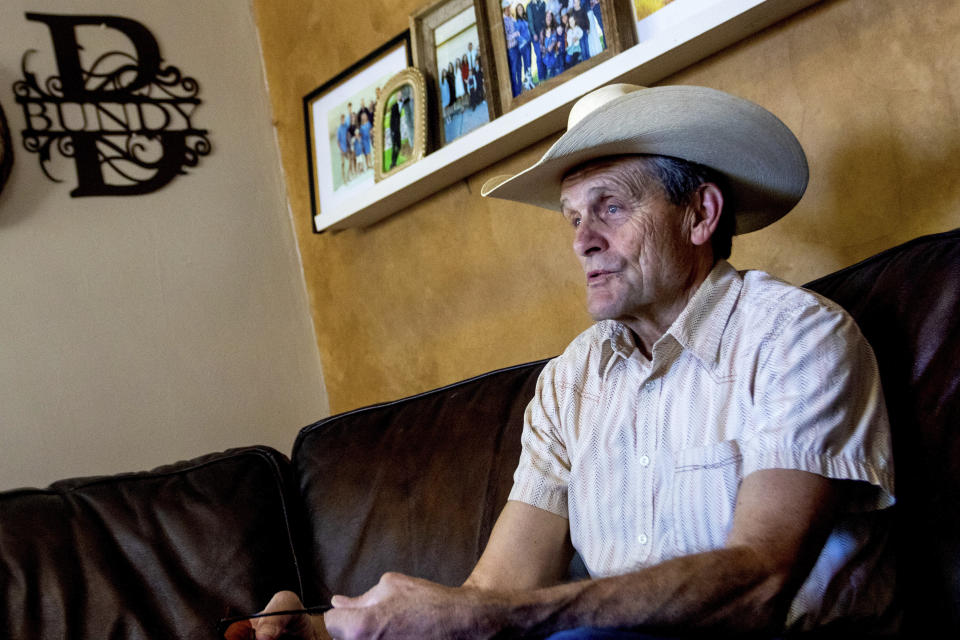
[640,155,735,260]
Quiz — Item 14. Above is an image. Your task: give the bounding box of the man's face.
[559,157,698,324]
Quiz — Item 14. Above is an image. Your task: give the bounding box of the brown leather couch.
[2,229,958,639]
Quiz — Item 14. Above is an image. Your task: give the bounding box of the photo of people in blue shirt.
[326,82,389,192]
[434,6,490,145]
[502,0,607,98]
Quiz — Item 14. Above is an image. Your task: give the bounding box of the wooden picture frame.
[484,0,636,113]
[303,31,412,233]
[410,0,500,149]
[373,68,428,181]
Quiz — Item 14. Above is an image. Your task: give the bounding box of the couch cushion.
[292,360,547,600]
[803,228,960,633]
[0,446,305,640]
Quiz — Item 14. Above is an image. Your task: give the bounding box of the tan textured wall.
[253,0,960,414]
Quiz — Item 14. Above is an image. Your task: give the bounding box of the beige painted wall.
[0,1,328,489]
[254,0,960,414]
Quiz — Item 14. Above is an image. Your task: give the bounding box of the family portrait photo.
[434,5,490,144]
[500,0,608,98]
[304,34,409,231]
[327,83,389,192]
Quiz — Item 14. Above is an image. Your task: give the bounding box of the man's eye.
[572,216,582,227]
[607,204,620,215]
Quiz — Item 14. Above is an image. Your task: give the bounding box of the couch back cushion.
[291,360,545,601]
[0,446,305,640]
[803,228,960,632]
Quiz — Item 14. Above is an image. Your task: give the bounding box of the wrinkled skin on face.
[559,157,720,353]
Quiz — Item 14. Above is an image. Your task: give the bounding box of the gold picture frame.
[374,68,428,181]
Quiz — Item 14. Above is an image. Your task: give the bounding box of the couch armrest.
[0,446,305,640]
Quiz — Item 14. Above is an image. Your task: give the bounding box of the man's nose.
[573,217,607,257]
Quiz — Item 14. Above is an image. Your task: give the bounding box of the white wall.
[0,0,328,489]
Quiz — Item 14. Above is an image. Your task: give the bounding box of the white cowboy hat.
[481,84,809,234]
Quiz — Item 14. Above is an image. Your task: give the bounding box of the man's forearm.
[318,547,792,640]
[474,546,791,638]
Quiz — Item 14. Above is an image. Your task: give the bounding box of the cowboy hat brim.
[480,85,808,235]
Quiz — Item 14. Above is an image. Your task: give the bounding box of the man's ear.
[689,183,724,247]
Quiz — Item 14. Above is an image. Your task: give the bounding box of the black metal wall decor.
[12,13,210,197]
[0,101,12,197]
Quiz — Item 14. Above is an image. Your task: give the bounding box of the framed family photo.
[411,0,499,149]
[373,68,428,181]
[484,0,636,113]
[304,32,412,233]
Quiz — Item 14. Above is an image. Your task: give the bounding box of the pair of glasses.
[217,604,332,640]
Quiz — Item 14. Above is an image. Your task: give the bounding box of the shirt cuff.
[508,476,569,518]
[741,446,895,512]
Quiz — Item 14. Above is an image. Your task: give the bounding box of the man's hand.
[250,591,330,640]
[324,573,495,640]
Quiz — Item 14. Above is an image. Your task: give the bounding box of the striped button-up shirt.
[509,260,895,629]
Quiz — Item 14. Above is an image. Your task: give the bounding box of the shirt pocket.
[670,439,742,555]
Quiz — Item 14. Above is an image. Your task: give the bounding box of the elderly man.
[251,84,895,639]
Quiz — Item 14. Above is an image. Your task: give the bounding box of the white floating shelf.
[316,0,820,232]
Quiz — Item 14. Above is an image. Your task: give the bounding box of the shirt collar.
[596,260,743,377]
[667,260,743,367]
[598,322,637,378]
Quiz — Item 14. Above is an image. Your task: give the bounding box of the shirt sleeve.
[508,358,571,518]
[744,300,895,512]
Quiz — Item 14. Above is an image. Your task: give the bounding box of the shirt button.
[644,381,656,391]
[637,533,649,545]
[639,455,650,467]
